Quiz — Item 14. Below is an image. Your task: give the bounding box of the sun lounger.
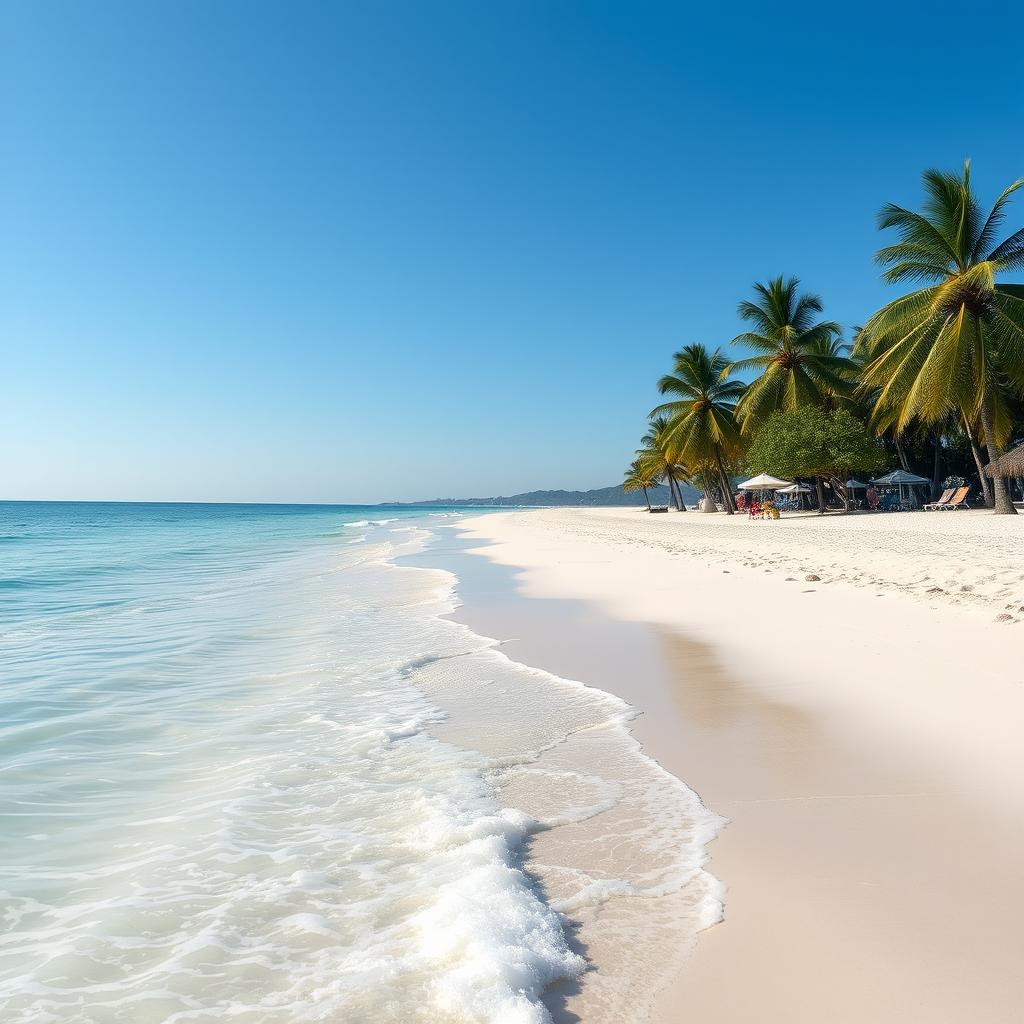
[940,486,970,510]
[924,487,955,511]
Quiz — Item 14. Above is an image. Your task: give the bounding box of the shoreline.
[406,527,725,1023]
[452,507,1024,1023]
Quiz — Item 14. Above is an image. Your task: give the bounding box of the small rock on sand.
[805,574,821,582]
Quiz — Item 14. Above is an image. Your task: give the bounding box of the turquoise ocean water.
[0,502,720,1024]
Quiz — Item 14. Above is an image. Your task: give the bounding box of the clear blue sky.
[4,1,1023,502]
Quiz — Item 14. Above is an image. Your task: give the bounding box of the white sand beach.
[457,507,1024,1023]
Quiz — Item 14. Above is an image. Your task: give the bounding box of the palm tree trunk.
[894,434,911,472]
[674,474,687,511]
[814,475,827,515]
[641,486,651,511]
[980,393,1017,515]
[963,412,994,508]
[667,475,680,511]
[714,450,734,515]
[931,429,942,500]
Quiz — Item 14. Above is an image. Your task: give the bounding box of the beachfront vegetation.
[744,407,886,513]
[651,344,744,513]
[730,277,854,432]
[626,162,1024,515]
[636,417,691,511]
[855,163,1024,514]
[623,458,656,510]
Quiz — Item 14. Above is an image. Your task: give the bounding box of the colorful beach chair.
[941,486,971,510]
[924,488,955,511]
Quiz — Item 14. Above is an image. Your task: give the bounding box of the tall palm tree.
[729,276,854,431]
[637,416,691,510]
[856,162,1024,514]
[651,343,745,513]
[623,458,656,510]
[843,334,916,474]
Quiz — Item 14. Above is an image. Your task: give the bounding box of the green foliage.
[631,416,693,508]
[728,276,856,431]
[635,417,690,484]
[625,163,1024,515]
[651,343,745,468]
[623,457,657,493]
[856,162,1024,439]
[744,407,886,480]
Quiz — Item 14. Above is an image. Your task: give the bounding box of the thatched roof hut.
[984,442,1024,478]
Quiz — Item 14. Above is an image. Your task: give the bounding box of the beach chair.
[924,488,955,511]
[941,486,970,510]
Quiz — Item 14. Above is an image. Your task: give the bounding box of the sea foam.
[0,503,722,1024]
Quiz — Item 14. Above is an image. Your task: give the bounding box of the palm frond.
[987,226,1024,269]
[876,204,958,268]
[975,179,1024,261]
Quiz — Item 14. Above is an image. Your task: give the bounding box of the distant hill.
[402,482,703,507]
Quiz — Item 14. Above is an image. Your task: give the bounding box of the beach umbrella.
[871,469,930,485]
[984,441,1024,478]
[842,478,869,509]
[984,443,1024,503]
[778,484,811,494]
[776,482,812,509]
[737,474,792,491]
[870,469,929,506]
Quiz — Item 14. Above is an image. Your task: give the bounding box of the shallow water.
[0,502,720,1023]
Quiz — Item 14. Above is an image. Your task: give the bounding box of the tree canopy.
[744,406,886,481]
[625,163,1024,515]
[856,162,1024,513]
[651,343,744,512]
[729,276,854,431]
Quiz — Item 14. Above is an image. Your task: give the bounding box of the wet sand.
[447,508,1024,1023]
[409,529,719,1023]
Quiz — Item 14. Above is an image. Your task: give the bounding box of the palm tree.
[729,276,854,431]
[623,458,656,510]
[856,162,1024,514]
[637,416,692,510]
[651,343,745,513]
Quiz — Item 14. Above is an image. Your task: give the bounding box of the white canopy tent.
[870,469,930,508]
[776,483,812,495]
[738,474,793,491]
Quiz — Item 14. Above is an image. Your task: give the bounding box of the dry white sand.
[456,507,1024,1023]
